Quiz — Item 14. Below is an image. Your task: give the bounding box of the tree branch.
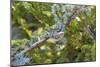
[17,7,83,55]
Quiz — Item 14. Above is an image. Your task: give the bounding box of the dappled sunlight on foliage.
[11,1,96,66]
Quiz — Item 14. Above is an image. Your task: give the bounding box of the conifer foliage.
[11,2,96,66]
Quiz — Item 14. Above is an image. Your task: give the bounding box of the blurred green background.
[11,2,96,65]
